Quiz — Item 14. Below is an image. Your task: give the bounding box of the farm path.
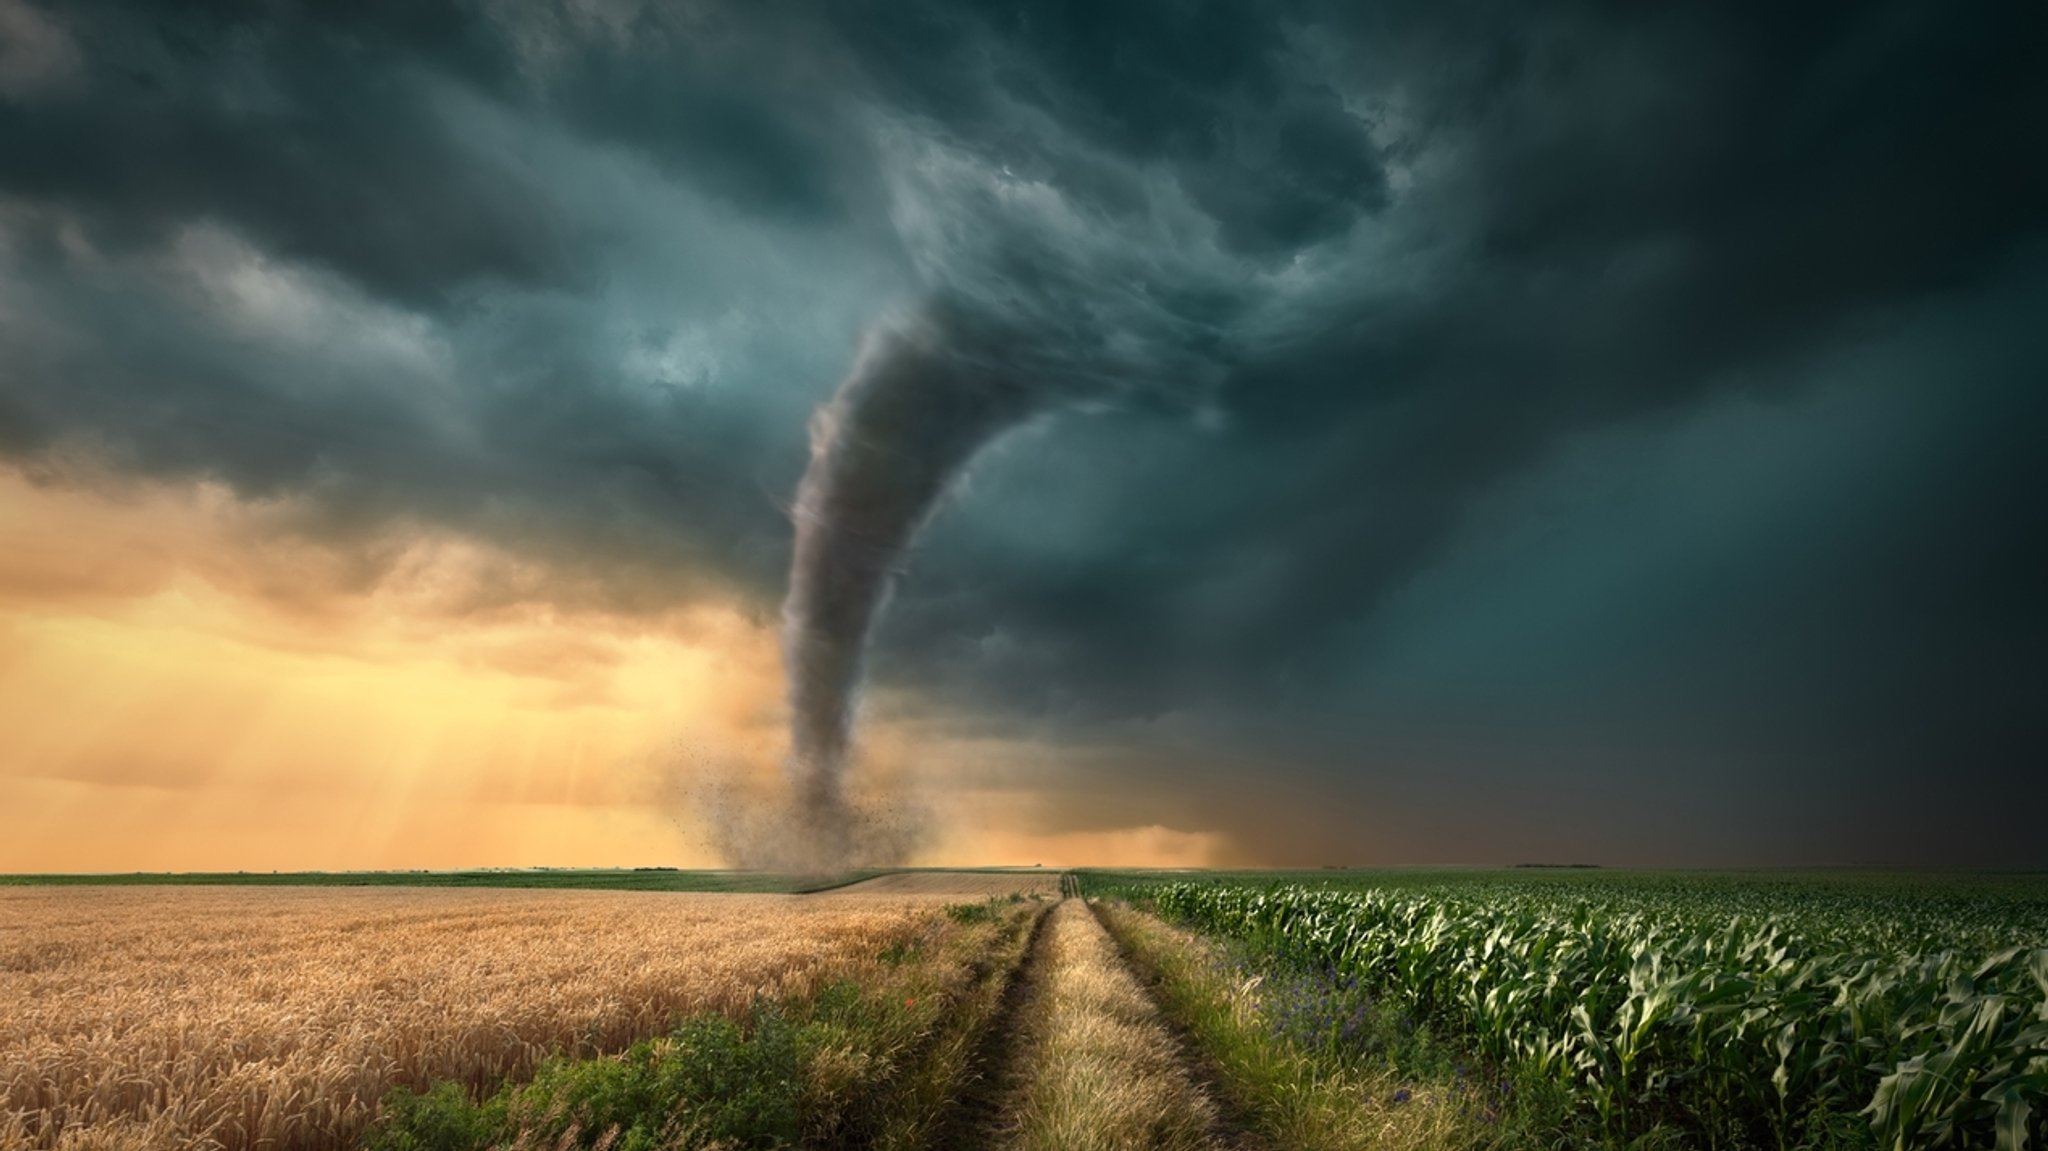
[946,893,1264,1151]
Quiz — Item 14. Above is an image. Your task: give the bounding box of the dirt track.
[822,870,1064,899]
[812,873,1257,1145]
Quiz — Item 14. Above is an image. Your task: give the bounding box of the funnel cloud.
[782,307,1041,820]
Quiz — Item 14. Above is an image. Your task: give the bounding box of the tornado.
[773,140,1244,858]
[779,304,1046,835]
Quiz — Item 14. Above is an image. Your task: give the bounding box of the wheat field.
[825,872,1062,899]
[0,886,944,1151]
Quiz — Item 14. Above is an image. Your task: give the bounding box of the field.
[828,872,1064,899]
[0,884,1023,1151]
[1088,870,2048,1151]
[9,870,2047,1151]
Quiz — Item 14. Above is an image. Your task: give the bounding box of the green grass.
[0,868,886,893]
[367,995,818,1150]
[363,898,1046,1151]
[1094,899,1507,1151]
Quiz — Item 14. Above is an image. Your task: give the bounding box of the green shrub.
[367,1000,804,1151]
[363,901,1036,1151]
[365,1081,505,1151]
[944,898,1002,924]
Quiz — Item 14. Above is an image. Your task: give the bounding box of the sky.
[1,0,2043,871]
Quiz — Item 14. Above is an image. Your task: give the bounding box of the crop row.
[1255,871,2048,958]
[1123,881,2048,1151]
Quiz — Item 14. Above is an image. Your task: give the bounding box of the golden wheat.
[0,886,948,1151]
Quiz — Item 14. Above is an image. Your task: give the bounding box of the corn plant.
[1110,875,2048,1151]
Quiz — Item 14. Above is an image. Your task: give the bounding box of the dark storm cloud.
[822,1,1389,255]
[853,0,2048,861]
[2,0,2043,862]
[0,3,584,307]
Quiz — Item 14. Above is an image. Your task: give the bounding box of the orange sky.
[0,467,1229,871]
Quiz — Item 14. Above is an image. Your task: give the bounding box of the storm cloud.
[2,0,2043,864]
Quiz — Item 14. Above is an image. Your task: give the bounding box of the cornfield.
[1123,876,2048,1151]
[0,886,949,1151]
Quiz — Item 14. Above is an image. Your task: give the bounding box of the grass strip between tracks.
[999,899,1223,1151]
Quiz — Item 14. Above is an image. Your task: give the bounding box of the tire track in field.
[928,895,1059,1150]
[971,894,1265,1151]
[1069,896,1269,1151]
[1089,900,1279,1151]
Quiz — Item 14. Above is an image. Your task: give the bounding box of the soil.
[822,870,1065,898]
